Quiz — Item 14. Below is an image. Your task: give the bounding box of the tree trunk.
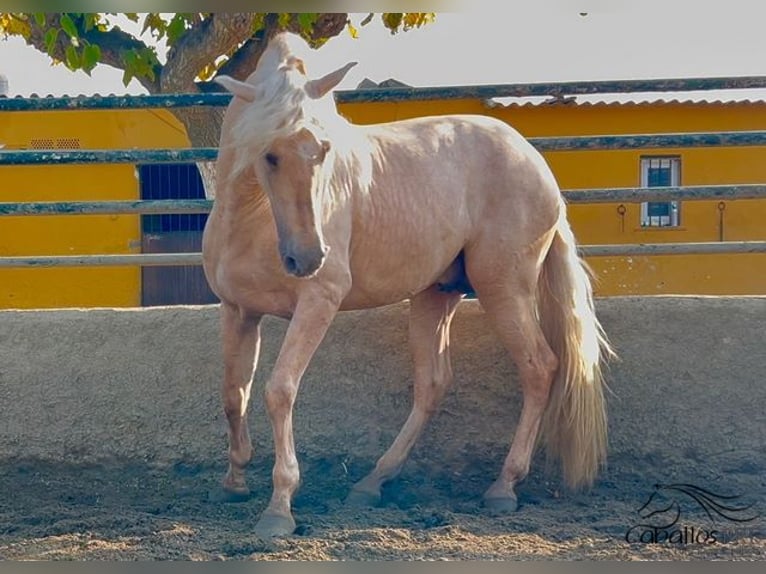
[158,13,349,199]
[161,18,281,199]
[171,106,225,199]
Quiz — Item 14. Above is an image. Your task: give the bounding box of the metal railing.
[2,131,766,168]
[2,74,766,110]
[1,75,765,268]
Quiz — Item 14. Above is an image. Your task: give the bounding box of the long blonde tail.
[537,213,614,490]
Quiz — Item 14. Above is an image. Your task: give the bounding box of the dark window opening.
[139,163,208,234]
[138,163,218,306]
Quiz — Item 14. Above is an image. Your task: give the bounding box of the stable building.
[0,86,764,308]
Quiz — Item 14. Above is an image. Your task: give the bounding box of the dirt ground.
[0,297,763,560]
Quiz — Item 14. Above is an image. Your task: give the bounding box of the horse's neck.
[328,133,375,202]
[217,170,271,220]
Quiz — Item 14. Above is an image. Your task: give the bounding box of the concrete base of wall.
[1,297,763,469]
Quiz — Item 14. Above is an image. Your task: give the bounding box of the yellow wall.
[339,99,766,296]
[1,97,764,308]
[0,108,189,308]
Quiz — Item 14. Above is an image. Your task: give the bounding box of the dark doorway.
[139,163,219,306]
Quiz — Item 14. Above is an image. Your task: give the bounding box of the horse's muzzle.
[280,244,329,278]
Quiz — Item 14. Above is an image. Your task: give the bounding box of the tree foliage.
[0,12,435,196]
[0,12,435,93]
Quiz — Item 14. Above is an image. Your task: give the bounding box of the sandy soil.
[0,297,763,560]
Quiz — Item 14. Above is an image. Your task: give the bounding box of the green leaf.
[82,44,100,74]
[179,13,200,26]
[166,15,187,45]
[122,68,134,87]
[64,44,80,70]
[83,14,98,32]
[121,47,159,83]
[122,49,141,85]
[297,13,317,33]
[142,13,167,38]
[402,13,436,31]
[122,49,138,70]
[60,13,78,38]
[44,28,59,55]
[382,13,404,34]
[0,14,31,38]
[33,13,45,27]
[251,13,265,32]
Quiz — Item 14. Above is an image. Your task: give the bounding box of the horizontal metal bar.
[2,130,765,166]
[0,199,213,216]
[1,242,764,268]
[564,184,766,203]
[2,185,764,218]
[335,76,766,103]
[581,241,766,256]
[0,185,764,219]
[0,149,217,165]
[530,131,766,151]
[0,93,232,111]
[1,76,765,110]
[0,253,203,268]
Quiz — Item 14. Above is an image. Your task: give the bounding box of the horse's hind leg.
[466,239,558,512]
[347,285,462,506]
[480,293,558,511]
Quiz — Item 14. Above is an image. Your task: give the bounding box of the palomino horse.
[203,32,613,537]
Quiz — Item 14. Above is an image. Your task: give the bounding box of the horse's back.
[360,113,562,241]
[365,113,559,203]
[366,113,534,155]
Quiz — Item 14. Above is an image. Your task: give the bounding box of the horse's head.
[215,32,356,278]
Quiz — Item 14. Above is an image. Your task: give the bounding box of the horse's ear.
[214,75,259,102]
[305,62,357,99]
[285,56,307,75]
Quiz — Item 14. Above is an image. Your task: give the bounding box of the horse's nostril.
[283,255,299,275]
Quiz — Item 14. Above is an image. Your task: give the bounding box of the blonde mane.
[225,35,353,179]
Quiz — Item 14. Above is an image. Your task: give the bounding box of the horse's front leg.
[255,289,343,537]
[218,302,263,501]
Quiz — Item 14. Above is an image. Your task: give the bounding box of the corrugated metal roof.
[2,84,765,109]
[486,88,766,108]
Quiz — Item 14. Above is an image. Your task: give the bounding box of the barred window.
[640,156,681,227]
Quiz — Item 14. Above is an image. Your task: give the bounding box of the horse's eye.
[265,153,279,168]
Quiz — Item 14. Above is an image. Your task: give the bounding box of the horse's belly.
[340,249,462,310]
[340,283,416,310]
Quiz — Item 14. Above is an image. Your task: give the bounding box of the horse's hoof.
[254,512,296,538]
[208,486,251,503]
[483,495,519,514]
[345,486,381,508]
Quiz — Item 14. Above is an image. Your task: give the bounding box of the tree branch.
[215,13,349,83]
[25,14,160,93]
[288,13,349,43]
[81,26,161,92]
[161,13,258,93]
[214,14,280,81]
